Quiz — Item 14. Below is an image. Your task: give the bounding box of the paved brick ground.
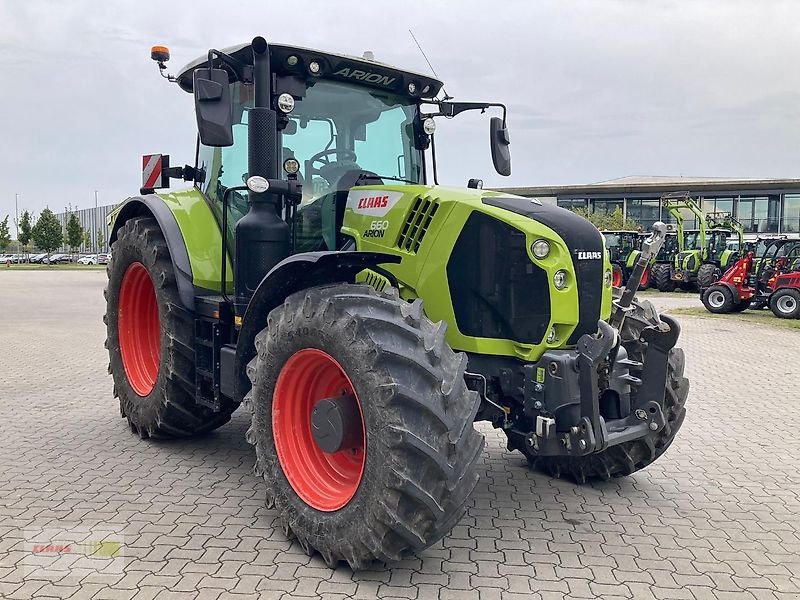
[1,270,798,600]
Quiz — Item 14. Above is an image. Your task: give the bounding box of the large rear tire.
[105,217,235,438]
[508,299,689,483]
[245,284,484,569]
[769,288,800,319]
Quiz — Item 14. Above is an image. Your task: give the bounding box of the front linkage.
[508,223,681,460]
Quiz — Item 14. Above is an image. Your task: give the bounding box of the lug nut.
[649,422,659,431]
[579,439,587,450]
[534,383,543,393]
[570,426,579,435]
[635,409,647,420]
[533,401,543,409]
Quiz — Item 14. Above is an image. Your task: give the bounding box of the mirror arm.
[206,49,254,84]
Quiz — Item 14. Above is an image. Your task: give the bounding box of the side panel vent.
[396,196,439,253]
[358,269,390,292]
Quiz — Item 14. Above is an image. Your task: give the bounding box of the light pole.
[14,193,20,257]
[94,190,99,253]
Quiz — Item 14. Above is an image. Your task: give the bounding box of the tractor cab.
[601,230,640,263]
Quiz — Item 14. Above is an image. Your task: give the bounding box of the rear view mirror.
[490,116,511,176]
[193,68,233,147]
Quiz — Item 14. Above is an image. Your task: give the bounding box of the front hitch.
[522,313,680,458]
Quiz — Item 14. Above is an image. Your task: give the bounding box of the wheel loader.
[652,192,743,291]
[105,38,689,568]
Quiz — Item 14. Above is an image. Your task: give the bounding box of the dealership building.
[55,203,118,253]
[502,176,800,238]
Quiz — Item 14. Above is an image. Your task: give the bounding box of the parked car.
[29,253,48,263]
[44,254,71,264]
[98,253,112,264]
[78,255,99,265]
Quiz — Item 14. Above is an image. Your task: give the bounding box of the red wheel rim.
[272,349,366,512]
[612,268,622,288]
[118,262,161,396]
[641,266,650,287]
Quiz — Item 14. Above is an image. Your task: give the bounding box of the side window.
[354,107,416,180]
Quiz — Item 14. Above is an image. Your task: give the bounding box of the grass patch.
[668,306,800,330]
[1,264,106,271]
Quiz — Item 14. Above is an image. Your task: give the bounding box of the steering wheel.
[309,148,357,170]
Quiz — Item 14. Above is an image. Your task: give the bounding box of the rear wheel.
[508,299,689,483]
[769,289,800,319]
[701,284,735,314]
[245,284,484,568]
[612,264,623,288]
[653,264,676,292]
[105,217,236,438]
[640,265,651,289]
[696,263,719,289]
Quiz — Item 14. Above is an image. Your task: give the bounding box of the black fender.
[109,196,196,310]
[716,281,740,300]
[233,251,401,402]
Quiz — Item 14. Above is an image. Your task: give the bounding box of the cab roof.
[176,42,443,100]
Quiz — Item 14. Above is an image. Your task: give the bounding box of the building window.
[557,198,588,211]
[627,198,661,230]
[591,198,624,216]
[784,194,800,233]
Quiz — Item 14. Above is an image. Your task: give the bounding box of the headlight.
[531,239,550,259]
[308,61,321,75]
[277,93,295,113]
[553,270,568,290]
[423,117,436,135]
[283,158,300,175]
[604,270,613,288]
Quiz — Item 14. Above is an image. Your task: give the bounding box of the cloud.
[1,0,800,219]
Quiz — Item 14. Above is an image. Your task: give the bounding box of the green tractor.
[601,230,651,288]
[105,38,689,568]
[652,193,743,291]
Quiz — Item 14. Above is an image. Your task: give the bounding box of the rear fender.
[109,195,195,310]
[233,251,401,402]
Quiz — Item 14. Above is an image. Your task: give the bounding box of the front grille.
[447,213,550,344]
[481,197,605,345]
[397,196,439,253]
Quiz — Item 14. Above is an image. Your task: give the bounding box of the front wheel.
[653,264,676,292]
[701,284,735,314]
[245,284,484,569]
[507,299,689,482]
[696,263,719,289]
[769,289,800,319]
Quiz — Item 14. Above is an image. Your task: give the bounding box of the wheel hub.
[118,262,160,396]
[272,348,366,512]
[311,395,362,454]
[708,290,725,308]
[778,295,796,313]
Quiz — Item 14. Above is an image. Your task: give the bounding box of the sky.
[2,0,800,225]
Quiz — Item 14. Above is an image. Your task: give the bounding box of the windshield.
[282,79,423,202]
[684,231,700,250]
[197,79,424,252]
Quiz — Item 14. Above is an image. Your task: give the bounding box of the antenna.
[409,29,452,100]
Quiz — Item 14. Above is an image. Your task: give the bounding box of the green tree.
[66,213,83,255]
[32,208,63,261]
[572,206,641,231]
[97,228,106,252]
[18,210,32,254]
[0,215,10,252]
[82,229,91,250]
